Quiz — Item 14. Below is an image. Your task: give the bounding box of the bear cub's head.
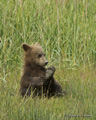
[22,42,48,67]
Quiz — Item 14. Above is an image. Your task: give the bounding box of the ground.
[0,65,96,120]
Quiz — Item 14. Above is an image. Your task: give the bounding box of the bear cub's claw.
[47,66,56,72]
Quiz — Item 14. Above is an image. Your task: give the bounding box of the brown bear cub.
[20,42,63,98]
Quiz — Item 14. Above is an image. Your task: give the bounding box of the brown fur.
[20,42,62,97]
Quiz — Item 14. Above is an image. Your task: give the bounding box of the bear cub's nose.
[45,61,48,65]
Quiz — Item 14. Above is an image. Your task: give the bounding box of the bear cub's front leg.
[45,66,63,97]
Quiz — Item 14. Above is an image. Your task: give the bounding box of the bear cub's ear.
[22,43,31,52]
[35,42,40,46]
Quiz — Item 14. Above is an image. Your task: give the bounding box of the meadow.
[0,0,96,119]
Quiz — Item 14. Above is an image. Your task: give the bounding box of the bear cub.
[20,42,63,97]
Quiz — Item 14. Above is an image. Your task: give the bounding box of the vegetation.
[0,0,96,119]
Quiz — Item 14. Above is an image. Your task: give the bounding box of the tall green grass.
[0,0,96,69]
[0,0,96,120]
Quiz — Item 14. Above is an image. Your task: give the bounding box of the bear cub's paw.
[46,66,56,80]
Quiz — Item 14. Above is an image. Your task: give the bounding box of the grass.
[0,66,96,120]
[0,0,96,119]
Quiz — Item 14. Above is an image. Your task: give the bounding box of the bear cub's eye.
[38,54,42,58]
